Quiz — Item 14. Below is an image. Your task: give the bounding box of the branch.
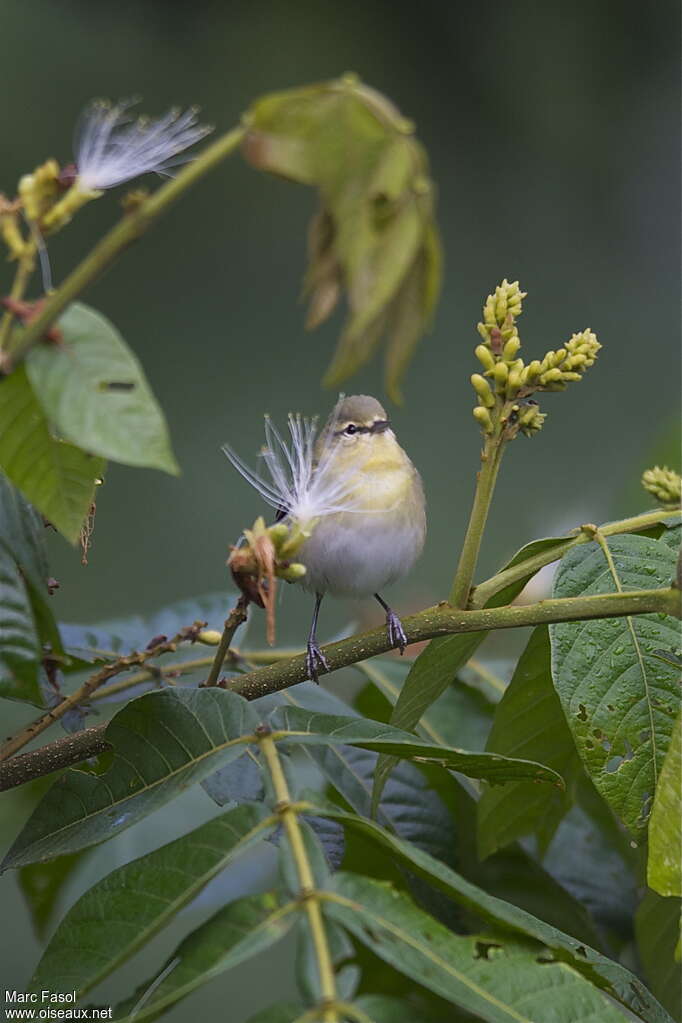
[1,585,678,792]
[0,727,111,791]
[471,507,680,608]
[0,125,246,373]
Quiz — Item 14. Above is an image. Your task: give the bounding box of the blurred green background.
[1,0,679,1018]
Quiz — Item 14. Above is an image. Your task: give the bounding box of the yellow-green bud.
[553,347,567,364]
[278,562,307,582]
[475,344,496,371]
[641,466,682,509]
[471,373,495,407]
[197,629,222,646]
[507,369,523,397]
[518,404,546,436]
[477,321,491,342]
[524,360,542,383]
[502,336,521,362]
[493,361,509,391]
[540,367,562,384]
[473,405,493,433]
[268,522,290,545]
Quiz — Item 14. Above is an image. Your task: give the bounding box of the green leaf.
[295,914,359,1005]
[358,657,496,752]
[477,627,580,859]
[245,76,441,395]
[26,302,178,474]
[268,704,563,787]
[0,471,63,687]
[0,365,104,542]
[353,994,439,1023]
[60,591,240,666]
[305,798,671,1022]
[325,873,627,1022]
[371,538,558,814]
[648,711,682,896]
[110,892,295,1022]
[0,544,40,699]
[635,890,682,1020]
[30,802,273,998]
[18,852,87,939]
[541,775,638,949]
[1,688,260,868]
[550,530,681,837]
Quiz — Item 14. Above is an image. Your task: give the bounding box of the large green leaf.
[305,797,671,1022]
[264,680,459,872]
[0,544,40,699]
[30,802,273,998]
[268,704,562,787]
[635,890,682,1020]
[110,892,296,1022]
[0,471,63,695]
[477,627,580,859]
[0,365,104,542]
[245,76,441,399]
[325,873,627,1022]
[26,303,178,474]
[648,711,682,897]
[355,654,605,941]
[1,688,260,868]
[371,536,563,813]
[18,852,88,939]
[550,530,681,838]
[358,657,497,753]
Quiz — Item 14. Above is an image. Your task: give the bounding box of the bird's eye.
[344,424,358,435]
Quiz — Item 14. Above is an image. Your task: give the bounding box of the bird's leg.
[306,592,330,683]
[374,593,407,655]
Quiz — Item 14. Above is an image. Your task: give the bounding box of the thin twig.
[204,596,250,687]
[0,245,36,351]
[0,623,207,762]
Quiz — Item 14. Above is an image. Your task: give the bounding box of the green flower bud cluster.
[477,279,526,343]
[641,466,682,509]
[520,330,601,392]
[470,280,601,439]
[254,518,309,581]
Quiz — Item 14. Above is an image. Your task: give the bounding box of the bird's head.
[320,394,402,470]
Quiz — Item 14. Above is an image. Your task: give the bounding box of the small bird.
[224,395,426,681]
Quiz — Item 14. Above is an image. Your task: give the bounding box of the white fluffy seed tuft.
[223,412,364,529]
[74,99,212,192]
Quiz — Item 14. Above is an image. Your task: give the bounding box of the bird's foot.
[385,609,407,655]
[306,640,330,683]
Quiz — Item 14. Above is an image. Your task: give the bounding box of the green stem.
[449,435,506,607]
[0,245,36,351]
[258,729,338,1023]
[471,507,680,608]
[205,595,250,687]
[1,124,246,373]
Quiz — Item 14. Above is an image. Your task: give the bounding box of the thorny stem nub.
[258,731,338,1023]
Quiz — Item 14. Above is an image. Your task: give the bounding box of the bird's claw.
[306,640,330,683]
[386,610,407,655]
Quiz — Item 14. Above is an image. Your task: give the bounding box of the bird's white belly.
[298,507,425,597]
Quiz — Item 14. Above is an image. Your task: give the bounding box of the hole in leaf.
[577,704,588,722]
[592,728,603,739]
[474,940,502,960]
[606,755,624,773]
[607,704,616,712]
[575,945,587,957]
